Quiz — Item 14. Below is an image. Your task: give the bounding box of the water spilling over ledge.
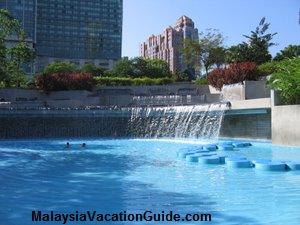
[128,103,228,139]
[0,103,271,139]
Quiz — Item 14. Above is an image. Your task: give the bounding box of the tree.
[81,63,106,77]
[226,44,252,64]
[146,58,171,78]
[111,57,171,79]
[183,29,226,77]
[42,61,77,75]
[228,17,277,65]
[0,9,35,87]
[273,45,300,61]
[111,57,134,77]
[267,58,300,104]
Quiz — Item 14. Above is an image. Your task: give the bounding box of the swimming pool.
[0,139,300,224]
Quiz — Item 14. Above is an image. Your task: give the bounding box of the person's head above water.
[66,142,70,148]
[82,143,86,147]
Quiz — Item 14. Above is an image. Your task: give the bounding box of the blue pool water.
[1,139,300,225]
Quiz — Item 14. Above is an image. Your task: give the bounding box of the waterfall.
[128,103,228,140]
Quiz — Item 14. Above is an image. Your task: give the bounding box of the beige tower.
[140,16,198,76]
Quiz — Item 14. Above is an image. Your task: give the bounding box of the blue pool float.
[203,144,217,151]
[225,156,247,163]
[197,153,217,157]
[217,154,228,164]
[226,159,253,168]
[177,152,194,159]
[198,156,220,164]
[286,162,300,171]
[218,145,234,151]
[232,142,252,147]
[219,141,233,145]
[253,159,287,171]
[186,155,199,162]
[192,149,210,154]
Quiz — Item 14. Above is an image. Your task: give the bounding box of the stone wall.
[272,105,300,146]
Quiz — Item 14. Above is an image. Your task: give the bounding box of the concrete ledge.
[230,98,271,110]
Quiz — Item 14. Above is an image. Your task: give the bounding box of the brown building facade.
[140,16,198,76]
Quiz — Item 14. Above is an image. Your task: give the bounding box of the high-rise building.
[140,16,199,77]
[0,0,123,72]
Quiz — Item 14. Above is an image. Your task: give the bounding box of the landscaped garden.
[1,10,299,104]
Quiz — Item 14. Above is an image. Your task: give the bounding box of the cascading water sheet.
[128,103,228,140]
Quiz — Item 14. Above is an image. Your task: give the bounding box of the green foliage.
[199,29,225,74]
[94,77,174,86]
[81,63,106,77]
[227,17,276,65]
[42,61,77,75]
[226,44,252,63]
[183,39,201,72]
[0,9,20,39]
[257,61,279,75]
[267,58,300,104]
[0,10,35,87]
[274,45,300,61]
[111,57,134,77]
[174,69,191,82]
[110,57,171,79]
[183,29,226,77]
[194,77,208,85]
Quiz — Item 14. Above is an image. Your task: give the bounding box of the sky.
[122,0,300,58]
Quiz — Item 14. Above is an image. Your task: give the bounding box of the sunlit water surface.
[0,139,300,225]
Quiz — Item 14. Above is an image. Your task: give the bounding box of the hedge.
[207,62,258,90]
[35,72,93,92]
[94,77,174,86]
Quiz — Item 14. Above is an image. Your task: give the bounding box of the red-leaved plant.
[207,62,258,90]
[35,72,93,92]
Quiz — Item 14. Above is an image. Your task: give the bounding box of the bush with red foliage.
[207,62,258,90]
[35,72,93,92]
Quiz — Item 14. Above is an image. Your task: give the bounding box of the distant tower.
[140,16,199,79]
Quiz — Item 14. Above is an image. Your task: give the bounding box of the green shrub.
[194,77,208,85]
[94,77,174,86]
[43,61,77,75]
[81,63,106,77]
[257,61,282,76]
[267,57,300,104]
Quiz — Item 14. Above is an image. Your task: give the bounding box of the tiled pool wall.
[0,109,271,139]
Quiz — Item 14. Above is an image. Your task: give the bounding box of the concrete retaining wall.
[272,105,300,146]
[221,81,270,101]
[221,109,271,139]
[0,84,222,108]
[0,108,271,140]
[0,81,270,108]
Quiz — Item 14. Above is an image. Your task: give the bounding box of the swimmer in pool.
[65,142,70,149]
[81,143,86,148]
